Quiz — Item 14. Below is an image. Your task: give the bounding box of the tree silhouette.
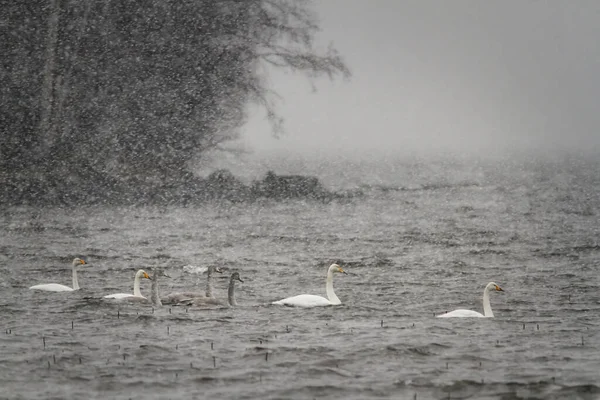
[0,0,349,204]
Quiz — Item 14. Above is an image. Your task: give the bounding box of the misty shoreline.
[4,149,598,207]
[0,169,362,207]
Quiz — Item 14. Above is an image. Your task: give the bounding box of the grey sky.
[240,0,600,156]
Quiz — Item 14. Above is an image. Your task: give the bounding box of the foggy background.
[238,1,600,158]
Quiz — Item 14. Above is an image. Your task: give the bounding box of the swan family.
[29,258,244,308]
[28,258,505,317]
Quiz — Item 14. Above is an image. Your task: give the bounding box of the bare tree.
[0,0,350,204]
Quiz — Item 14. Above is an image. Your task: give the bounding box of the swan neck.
[325,269,340,305]
[72,264,79,290]
[205,268,213,298]
[151,273,162,307]
[133,272,143,297]
[482,286,493,317]
[228,279,236,306]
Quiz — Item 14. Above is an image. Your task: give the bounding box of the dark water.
[1,155,600,399]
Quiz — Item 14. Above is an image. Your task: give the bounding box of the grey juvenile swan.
[162,265,222,304]
[177,272,243,307]
[150,268,164,307]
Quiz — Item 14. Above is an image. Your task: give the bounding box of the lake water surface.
[1,155,599,399]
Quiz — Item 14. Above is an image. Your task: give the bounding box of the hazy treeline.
[1,0,349,205]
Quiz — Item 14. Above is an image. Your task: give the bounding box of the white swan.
[103,269,150,300]
[176,272,243,307]
[29,258,87,292]
[161,265,222,305]
[436,282,504,318]
[272,264,347,308]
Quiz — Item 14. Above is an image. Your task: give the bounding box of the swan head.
[486,282,504,292]
[150,268,171,280]
[135,269,150,279]
[72,258,86,266]
[209,266,223,274]
[230,272,244,283]
[329,264,347,274]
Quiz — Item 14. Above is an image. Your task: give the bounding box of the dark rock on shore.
[0,169,363,206]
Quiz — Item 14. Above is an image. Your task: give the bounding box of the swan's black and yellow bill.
[142,272,150,279]
[494,285,504,292]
